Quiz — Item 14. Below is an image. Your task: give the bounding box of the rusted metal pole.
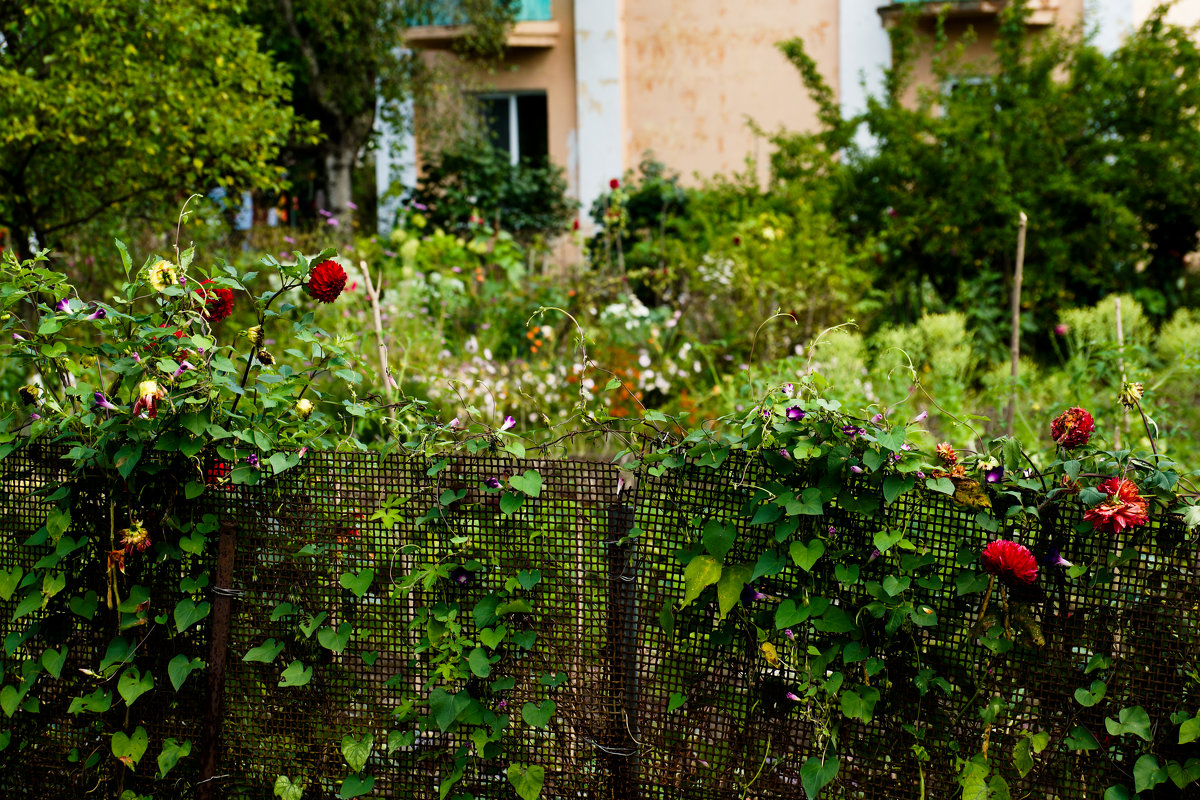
[605,486,639,798]
[198,518,238,800]
[1006,211,1028,436]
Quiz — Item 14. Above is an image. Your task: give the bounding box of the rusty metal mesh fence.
[1,448,1197,799]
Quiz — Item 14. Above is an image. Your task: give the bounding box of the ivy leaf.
[799,755,839,799]
[508,470,543,497]
[278,660,312,688]
[507,762,545,800]
[341,732,374,774]
[681,555,722,607]
[157,738,191,779]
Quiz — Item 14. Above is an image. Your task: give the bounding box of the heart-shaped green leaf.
[800,755,839,798]
[341,732,374,774]
[517,569,541,590]
[508,470,542,497]
[117,666,154,707]
[40,646,67,679]
[69,591,98,620]
[507,762,545,800]
[500,492,524,515]
[1,684,24,717]
[479,626,507,649]
[681,555,722,607]
[298,612,327,638]
[429,688,471,732]
[0,568,22,601]
[789,539,826,572]
[468,647,492,678]
[339,569,373,598]
[111,726,148,769]
[278,660,312,687]
[1133,754,1167,793]
[521,699,555,728]
[168,655,204,691]
[274,775,305,800]
[67,688,111,715]
[173,599,211,633]
[873,529,905,553]
[318,622,353,653]
[1074,680,1106,708]
[716,563,752,619]
[702,519,736,561]
[338,774,375,799]
[243,639,286,663]
[157,738,191,778]
[774,598,811,629]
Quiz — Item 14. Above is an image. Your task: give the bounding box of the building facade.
[381,0,1200,225]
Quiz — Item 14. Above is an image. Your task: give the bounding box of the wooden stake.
[1115,296,1128,449]
[1006,211,1028,436]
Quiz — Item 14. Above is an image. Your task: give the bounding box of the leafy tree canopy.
[0,0,298,258]
[775,1,1200,357]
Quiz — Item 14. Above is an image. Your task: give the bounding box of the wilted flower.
[786,406,804,421]
[1050,407,1095,449]
[246,325,264,347]
[871,413,884,423]
[1118,381,1144,409]
[1083,477,1149,534]
[120,520,152,553]
[132,380,165,418]
[93,391,118,412]
[304,259,348,303]
[295,398,315,419]
[935,442,958,466]
[1054,323,1069,336]
[18,384,40,406]
[147,259,178,292]
[256,349,275,366]
[786,691,802,702]
[784,628,795,640]
[245,453,260,467]
[980,539,1038,587]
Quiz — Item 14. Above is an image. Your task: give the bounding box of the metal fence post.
[198,518,238,800]
[605,496,640,799]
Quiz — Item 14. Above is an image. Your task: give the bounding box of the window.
[477,92,549,165]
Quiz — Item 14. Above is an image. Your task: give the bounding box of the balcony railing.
[408,0,552,28]
[878,0,1057,27]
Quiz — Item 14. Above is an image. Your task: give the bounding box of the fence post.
[605,494,639,798]
[198,518,238,800]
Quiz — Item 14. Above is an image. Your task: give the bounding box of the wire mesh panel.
[1,449,1197,798]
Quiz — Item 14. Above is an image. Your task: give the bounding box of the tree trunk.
[324,145,356,231]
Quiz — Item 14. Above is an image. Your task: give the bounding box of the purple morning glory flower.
[827,526,837,535]
[172,360,194,379]
[786,406,804,421]
[1043,548,1072,568]
[868,548,882,563]
[842,425,864,437]
[500,415,516,431]
[778,448,790,459]
[450,567,473,586]
[245,453,260,467]
[916,470,926,479]
[29,413,40,420]
[761,407,772,421]
[55,298,70,313]
[850,465,864,474]
[93,391,118,412]
[985,466,1004,483]
[784,628,794,640]
[740,584,766,607]
[786,692,801,702]
[86,306,106,321]
[497,699,507,709]
[913,410,928,422]
[485,477,501,489]
[781,383,794,396]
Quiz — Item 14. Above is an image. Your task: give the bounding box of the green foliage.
[405,137,577,244]
[773,1,1200,354]
[0,0,296,256]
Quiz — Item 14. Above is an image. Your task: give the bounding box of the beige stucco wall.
[903,0,1085,101]
[622,0,840,184]
[1134,0,1200,27]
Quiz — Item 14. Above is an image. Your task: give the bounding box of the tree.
[0,0,297,259]
[774,2,1200,356]
[246,0,519,230]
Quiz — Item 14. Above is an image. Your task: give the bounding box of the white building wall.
[573,0,624,225]
[839,0,892,151]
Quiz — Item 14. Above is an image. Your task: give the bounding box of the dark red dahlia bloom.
[305,259,348,303]
[1083,477,1148,534]
[197,280,235,323]
[980,539,1038,587]
[205,460,231,486]
[1050,407,1095,448]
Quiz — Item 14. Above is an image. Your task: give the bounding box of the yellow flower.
[295,398,315,419]
[147,259,179,292]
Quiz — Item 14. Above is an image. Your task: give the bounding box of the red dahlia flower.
[980,539,1038,587]
[198,280,234,323]
[1083,477,1149,534]
[1050,407,1095,448]
[305,259,347,303]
